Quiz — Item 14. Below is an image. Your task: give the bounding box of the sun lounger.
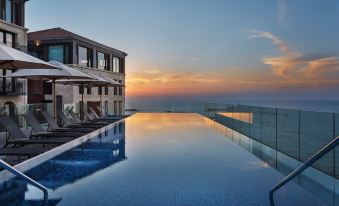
[0,116,73,148]
[88,108,117,122]
[67,109,107,126]
[57,111,102,129]
[98,106,123,120]
[40,111,93,134]
[24,113,82,138]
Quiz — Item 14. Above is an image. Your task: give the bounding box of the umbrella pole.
[53,79,56,119]
[81,83,84,120]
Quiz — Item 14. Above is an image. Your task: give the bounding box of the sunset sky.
[26,0,339,101]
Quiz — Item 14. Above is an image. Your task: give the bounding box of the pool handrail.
[0,159,48,205]
[269,136,339,206]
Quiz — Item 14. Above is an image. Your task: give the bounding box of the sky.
[26,0,339,101]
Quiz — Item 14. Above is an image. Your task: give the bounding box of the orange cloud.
[249,30,339,87]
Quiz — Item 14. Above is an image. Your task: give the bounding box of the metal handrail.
[269,136,339,206]
[0,159,48,205]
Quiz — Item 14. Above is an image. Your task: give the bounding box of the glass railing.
[205,103,338,179]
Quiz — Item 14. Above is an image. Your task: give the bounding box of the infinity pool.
[0,113,325,205]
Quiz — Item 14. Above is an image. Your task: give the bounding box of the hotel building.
[27,27,127,115]
[0,0,28,115]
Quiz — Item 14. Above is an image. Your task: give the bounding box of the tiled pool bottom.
[0,113,326,205]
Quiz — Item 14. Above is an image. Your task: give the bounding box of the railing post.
[0,159,48,205]
[269,136,339,206]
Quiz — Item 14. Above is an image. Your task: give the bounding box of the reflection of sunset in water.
[217,112,253,124]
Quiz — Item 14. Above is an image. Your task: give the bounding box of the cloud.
[128,70,225,85]
[247,29,289,53]
[143,69,162,74]
[248,29,339,88]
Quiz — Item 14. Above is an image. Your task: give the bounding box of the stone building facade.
[27,27,127,115]
[0,0,28,115]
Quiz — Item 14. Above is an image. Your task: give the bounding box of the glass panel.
[300,111,334,176]
[0,31,4,44]
[5,0,11,22]
[277,109,299,160]
[239,105,250,136]
[78,46,88,67]
[261,107,277,149]
[0,0,4,20]
[335,113,339,179]
[48,45,64,63]
[232,105,241,132]
[113,57,119,73]
[249,106,261,142]
[97,52,106,69]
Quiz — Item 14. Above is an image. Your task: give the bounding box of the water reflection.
[205,118,338,206]
[0,122,126,205]
[217,112,253,124]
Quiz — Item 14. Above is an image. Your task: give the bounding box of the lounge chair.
[57,111,103,129]
[98,106,122,120]
[67,109,107,126]
[88,107,117,122]
[85,111,113,124]
[24,113,82,138]
[40,111,93,134]
[0,116,73,148]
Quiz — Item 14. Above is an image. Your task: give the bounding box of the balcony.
[0,79,26,96]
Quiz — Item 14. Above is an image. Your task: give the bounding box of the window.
[0,0,5,20]
[77,46,92,67]
[78,85,84,94]
[114,86,117,96]
[104,86,108,95]
[118,101,122,115]
[5,33,13,47]
[5,0,10,22]
[113,57,119,73]
[97,52,106,70]
[98,86,102,95]
[0,31,4,44]
[114,101,117,115]
[118,80,123,96]
[48,45,64,63]
[87,87,92,95]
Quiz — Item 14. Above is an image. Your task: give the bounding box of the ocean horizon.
[126,100,339,113]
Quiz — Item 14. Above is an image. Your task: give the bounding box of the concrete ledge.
[0,118,125,183]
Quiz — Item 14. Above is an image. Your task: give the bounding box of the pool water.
[0,113,326,205]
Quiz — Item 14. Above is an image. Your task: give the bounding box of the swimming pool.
[0,113,326,205]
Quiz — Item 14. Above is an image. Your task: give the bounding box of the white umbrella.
[0,44,59,69]
[52,73,112,119]
[6,61,94,118]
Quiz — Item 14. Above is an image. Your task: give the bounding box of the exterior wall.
[0,19,28,50]
[0,17,28,113]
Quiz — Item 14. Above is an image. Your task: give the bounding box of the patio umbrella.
[52,73,112,119]
[0,44,59,69]
[5,61,93,118]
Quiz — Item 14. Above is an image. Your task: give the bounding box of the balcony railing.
[0,79,26,95]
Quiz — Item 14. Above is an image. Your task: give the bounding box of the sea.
[125,100,339,114]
